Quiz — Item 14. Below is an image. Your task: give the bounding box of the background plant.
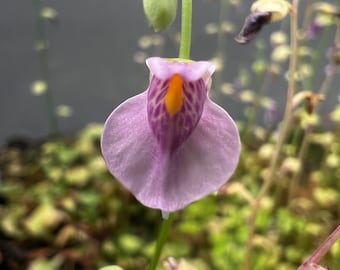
[1,0,340,269]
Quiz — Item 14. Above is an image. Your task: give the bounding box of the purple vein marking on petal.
[147,75,207,154]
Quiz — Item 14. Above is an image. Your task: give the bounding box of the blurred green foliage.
[0,122,339,270]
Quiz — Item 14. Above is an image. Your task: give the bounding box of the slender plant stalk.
[335,20,340,44]
[33,0,59,135]
[179,0,192,60]
[290,16,340,198]
[300,2,314,35]
[289,72,334,199]
[148,1,192,269]
[242,2,299,270]
[148,213,175,270]
[288,127,310,200]
[297,225,340,269]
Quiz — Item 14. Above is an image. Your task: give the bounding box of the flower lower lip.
[101,57,240,212]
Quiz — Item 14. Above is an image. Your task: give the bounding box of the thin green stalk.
[148,213,175,270]
[300,2,314,35]
[335,20,340,44]
[33,0,59,135]
[179,0,192,59]
[148,1,192,269]
[288,129,309,200]
[290,17,339,198]
[242,1,299,269]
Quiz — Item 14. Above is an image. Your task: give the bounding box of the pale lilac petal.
[101,92,176,208]
[157,98,241,211]
[146,57,215,83]
[101,92,241,212]
[101,92,164,207]
[102,57,240,212]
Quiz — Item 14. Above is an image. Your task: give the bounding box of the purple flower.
[306,21,324,39]
[101,57,241,212]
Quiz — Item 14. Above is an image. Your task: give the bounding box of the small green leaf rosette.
[143,0,177,31]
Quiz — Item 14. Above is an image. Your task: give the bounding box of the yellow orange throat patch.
[165,74,184,116]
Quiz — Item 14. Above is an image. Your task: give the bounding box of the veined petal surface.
[147,75,207,153]
[101,92,241,212]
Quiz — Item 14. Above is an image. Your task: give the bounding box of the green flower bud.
[143,0,177,32]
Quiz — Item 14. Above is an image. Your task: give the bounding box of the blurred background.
[1,1,340,269]
[1,0,338,146]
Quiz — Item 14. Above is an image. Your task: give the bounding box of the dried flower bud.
[307,3,340,38]
[309,132,334,147]
[313,2,340,17]
[251,0,291,22]
[327,45,340,65]
[41,7,59,23]
[269,63,281,75]
[31,80,47,95]
[306,21,324,39]
[304,93,324,114]
[292,91,324,114]
[258,143,274,161]
[271,44,290,62]
[326,153,340,168]
[235,11,272,44]
[270,31,287,46]
[280,157,301,176]
[235,0,291,44]
[313,187,339,208]
[330,105,340,122]
[300,111,320,129]
[163,257,197,270]
[143,0,177,32]
[98,266,124,270]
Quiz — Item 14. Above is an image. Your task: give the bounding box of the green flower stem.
[242,1,299,270]
[33,0,59,136]
[148,213,175,270]
[148,1,193,269]
[179,0,192,60]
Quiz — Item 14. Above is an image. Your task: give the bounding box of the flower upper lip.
[146,57,215,84]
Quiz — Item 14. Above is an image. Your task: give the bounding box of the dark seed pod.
[305,94,324,114]
[235,11,272,44]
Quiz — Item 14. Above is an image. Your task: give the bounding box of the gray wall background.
[0,0,338,145]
